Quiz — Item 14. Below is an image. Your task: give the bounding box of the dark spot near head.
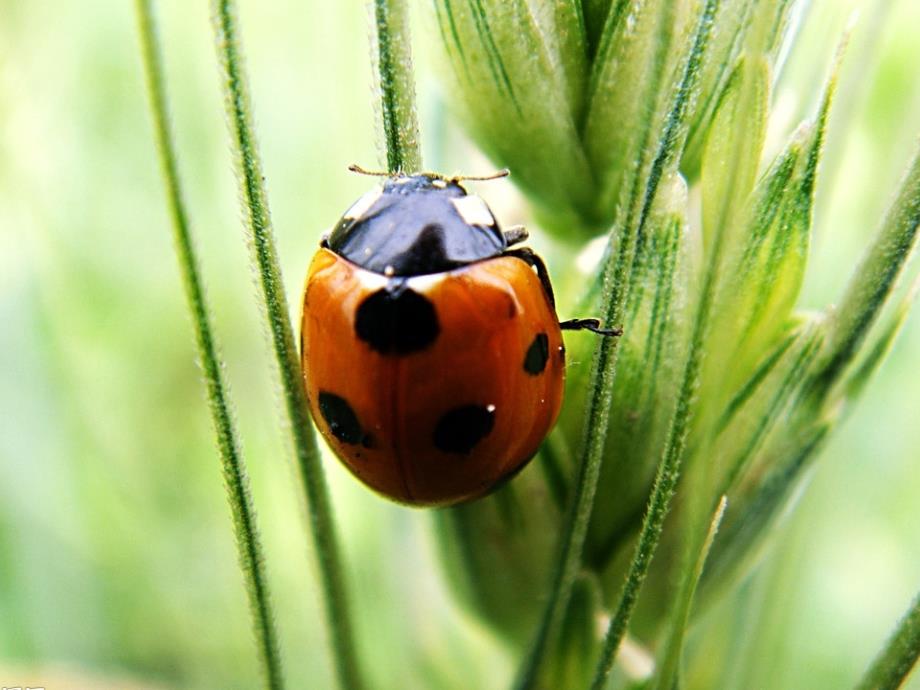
[523,333,550,375]
[394,224,449,275]
[433,404,495,454]
[355,282,440,355]
[318,391,365,445]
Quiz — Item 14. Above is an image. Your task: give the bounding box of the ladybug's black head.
[327,174,507,277]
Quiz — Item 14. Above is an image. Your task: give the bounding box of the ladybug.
[300,167,617,507]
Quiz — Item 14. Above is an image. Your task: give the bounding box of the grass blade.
[585,5,721,687]
[211,3,365,689]
[506,4,720,689]
[816,142,920,393]
[855,589,920,690]
[649,496,728,690]
[844,275,920,401]
[433,0,597,233]
[134,2,282,687]
[699,423,830,604]
[373,0,422,173]
[582,182,690,571]
[718,322,824,496]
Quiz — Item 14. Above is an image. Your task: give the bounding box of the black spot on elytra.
[433,404,495,454]
[355,283,439,355]
[523,333,550,375]
[318,391,365,445]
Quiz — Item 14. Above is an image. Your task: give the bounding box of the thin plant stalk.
[372,0,422,173]
[211,2,365,689]
[649,496,728,690]
[855,589,920,690]
[134,2,282,687]
[589,4,720,687]
[512,2,719,686]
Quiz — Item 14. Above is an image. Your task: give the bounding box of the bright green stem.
[512,4,717,688]
[855,589,920,690]
[373,0,422,173]
[818,144,920,391]
[211,3,365,689]
[589,3,720,686]
[135,2,282,688]
[649,496,727,690]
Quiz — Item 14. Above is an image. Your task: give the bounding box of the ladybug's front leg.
[559,318,622,337]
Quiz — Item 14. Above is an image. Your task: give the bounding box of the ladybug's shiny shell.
[301,174,565,507]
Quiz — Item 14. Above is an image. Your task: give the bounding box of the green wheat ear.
[426,1,920,687]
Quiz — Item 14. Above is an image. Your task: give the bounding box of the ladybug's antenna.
[450,168,510,183]
[349,164,511,184]
[348,163,393,177]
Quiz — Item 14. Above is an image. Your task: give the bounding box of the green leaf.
[715,317,825,496]
[433,470,563,647]
[582,0,620,57]
[726,131,808,357]
[583,0,704,224]
[700,54,770,253]
[690,317,825,608]
[432,0,596,233]
[699,421,831,606]
[682,0,796,179]
[681,0,757,179]
[816,141,920,393]
[855,588,920,690]
[546,574,604,690]
[575,174,692,569]
[648,496,728,690]
[844,275,920,401]
[514,2,720,684]
[704,41,838,407]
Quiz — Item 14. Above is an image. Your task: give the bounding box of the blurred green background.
[1,1,919,688]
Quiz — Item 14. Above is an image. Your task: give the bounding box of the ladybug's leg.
[503,247,556,308]
[559,318,623,337]
[504,248,621,336]
[503,225,529,247]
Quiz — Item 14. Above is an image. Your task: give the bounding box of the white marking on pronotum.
[432,178,448,188]
[451,195,495,226]
[343,187,383,220]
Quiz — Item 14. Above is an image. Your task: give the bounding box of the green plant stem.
[855,589,920,690]
[818,143,920,391]
[589,4,719,687]
[134,2,282,688]
[372,0,422,173]
[649,496,727,690]
[512,4,717,689]
[211,3,365,689]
